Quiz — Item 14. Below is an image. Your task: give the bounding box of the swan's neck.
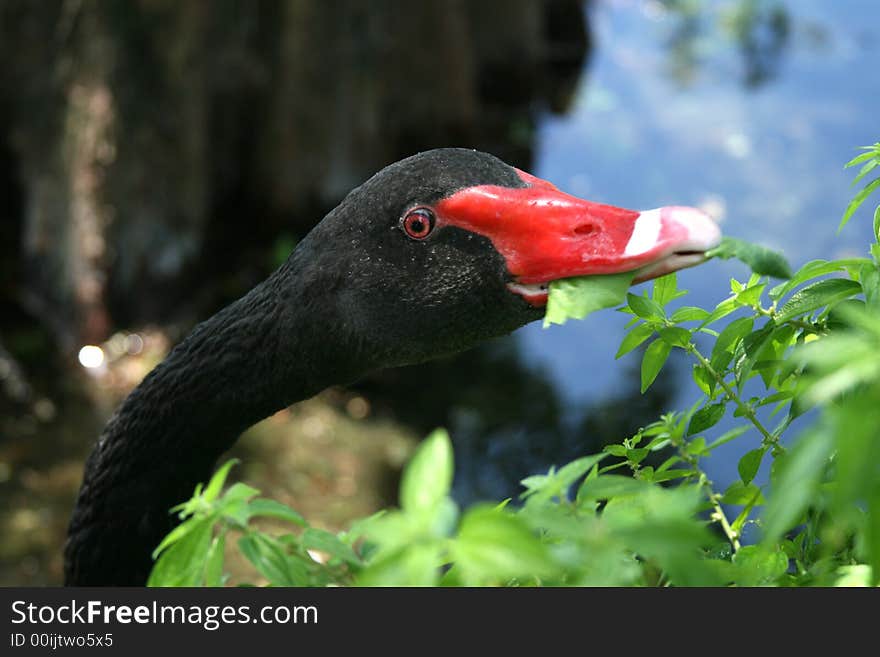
[64,262,359,585]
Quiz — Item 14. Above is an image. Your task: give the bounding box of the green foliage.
[149,143,880,587]
[840,142,880,233]
[705,236,793,278]
[544,271,635,327]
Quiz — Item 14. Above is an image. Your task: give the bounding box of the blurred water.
[516,0,880,488]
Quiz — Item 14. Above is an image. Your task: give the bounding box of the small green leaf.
[692,364,715,397]
[301,528,361,565]
[684,436,707,457]
[628,293,667,321]
[220,482,261,505]
[544,272,635,327]
[604,444,628,457]
[721,481,765,505]
[775,278,862,323]
[238,533,307,586]
[652,273,678,306]
[616,323,655,358]
[686,403,725,436]
[640,339,672,393]
[699,297,738,328]
[844,149,878,169]
[248,498,308,527]
[852,158,879,186]
[670,306,711,323]
[400,428,454,514]
[658,326,692,348]
[705,425,750,451]
[768,258,868,301]
[577,475,651,502]
[203,459,240,504]
[738,448,765,485]
[734,283,766,307]
[706,236,792,279]
[626,447,650,464]
[840,176,880,232]
[711,316,754,370]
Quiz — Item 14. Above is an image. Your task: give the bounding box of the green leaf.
[221,482,261,504]
[840,176,880,232]
[734,283,766,307]
[852,158,879,186]
[204,532,226,587]
[699,297,738,328]
[248,498,308,527]
[521,454,608,504]
[761,429,834,546]
[452,506,553,583]
[626,447,650,464]
[734,323,777,391]
[721,481,765,506]
[301,528,361,566]
[151,514,211,560]
[738,448,765,485]
[577,475,651,502]
[705,425,750,451]
[710,316,754,371]
[705,236,792,279]
[603,444,628,457]
[775,278,862,323]
[238,533,307,586]
[356,545,441,586]
[861,263,880,309]
[627,293,667,321]
[686,403,725,436]
[641,338,672,393]
[616,323,655,358]
[733,545,788,586]
[400,428,453,514]
[670,306,711,323]
[844,149,878,168]
[202,459,240,504]
[148,516,215,587]
[658,326,692,348]
[692,364,715,397]
[652,273,678,306]
[544,272,635,327]
[768,258,868,301]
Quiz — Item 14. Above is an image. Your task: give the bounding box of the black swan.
[64,148,721,585]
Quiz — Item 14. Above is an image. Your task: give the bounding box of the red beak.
[435,170,721,305]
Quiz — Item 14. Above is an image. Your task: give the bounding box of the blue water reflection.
[516,0,879,489]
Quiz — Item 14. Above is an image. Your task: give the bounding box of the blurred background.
[1,0,878,585]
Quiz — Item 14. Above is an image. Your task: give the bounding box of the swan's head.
[294,148,720,368]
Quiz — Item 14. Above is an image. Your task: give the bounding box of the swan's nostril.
[574,223,597,236]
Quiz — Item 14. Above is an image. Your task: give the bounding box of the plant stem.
[686,344,780,450]
[707,485,741,552]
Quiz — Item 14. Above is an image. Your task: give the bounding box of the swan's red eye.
[402,208,435,240]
